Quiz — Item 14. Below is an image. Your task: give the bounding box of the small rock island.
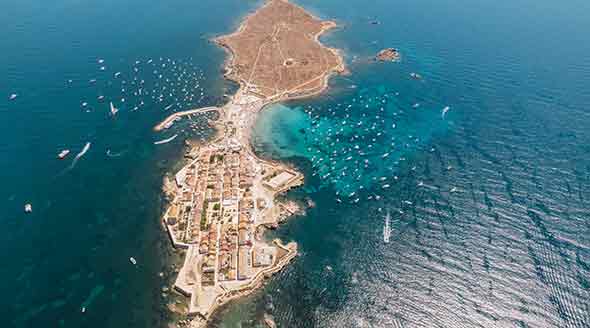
[375,48,401,62]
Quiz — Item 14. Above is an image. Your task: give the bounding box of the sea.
[1,0,590,327]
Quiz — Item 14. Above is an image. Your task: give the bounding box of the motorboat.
[57,149,70,159]
[410,72,422,80]
[442,106,450,119]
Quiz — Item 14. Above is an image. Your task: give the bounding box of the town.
[161,94,303,323]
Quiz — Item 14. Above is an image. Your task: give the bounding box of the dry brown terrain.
[216,0,344,99]
[376,48,401,62]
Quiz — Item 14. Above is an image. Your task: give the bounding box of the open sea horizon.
[1,0,590,327]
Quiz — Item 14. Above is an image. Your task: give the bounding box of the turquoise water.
[2,0,590,327]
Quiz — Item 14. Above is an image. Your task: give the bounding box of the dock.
[154,106,219,131]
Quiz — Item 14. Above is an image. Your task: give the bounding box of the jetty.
[154,107,219,131]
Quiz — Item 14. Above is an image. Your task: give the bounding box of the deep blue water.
[2,0,590,327]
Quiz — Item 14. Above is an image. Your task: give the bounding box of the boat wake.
[69,142,91,170]
[383,210,391,243]
[106,149,126,157]
[154,134,178,145]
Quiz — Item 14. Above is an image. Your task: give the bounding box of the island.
[157,1,345,326]
[375,48,401,62]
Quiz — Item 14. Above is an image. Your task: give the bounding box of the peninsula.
[159,1,345,327]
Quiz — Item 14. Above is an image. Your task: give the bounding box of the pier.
[154,106,219,131]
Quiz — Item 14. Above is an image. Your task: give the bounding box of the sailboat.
[383,210,391,243]
[109,102,119,116]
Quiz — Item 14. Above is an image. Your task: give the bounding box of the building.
[252,247,275,267]
[167,204,179,223]
[263,171,295,190]
[237,247,251,280]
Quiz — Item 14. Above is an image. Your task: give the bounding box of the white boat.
[442,106,450,119]
[114,72,121,78]
[24,203,32,213]
[383,211,391,243]
[9,94,18,100]
[58,149,70,159]
[129,257,137,265]
[109,102,119,116]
